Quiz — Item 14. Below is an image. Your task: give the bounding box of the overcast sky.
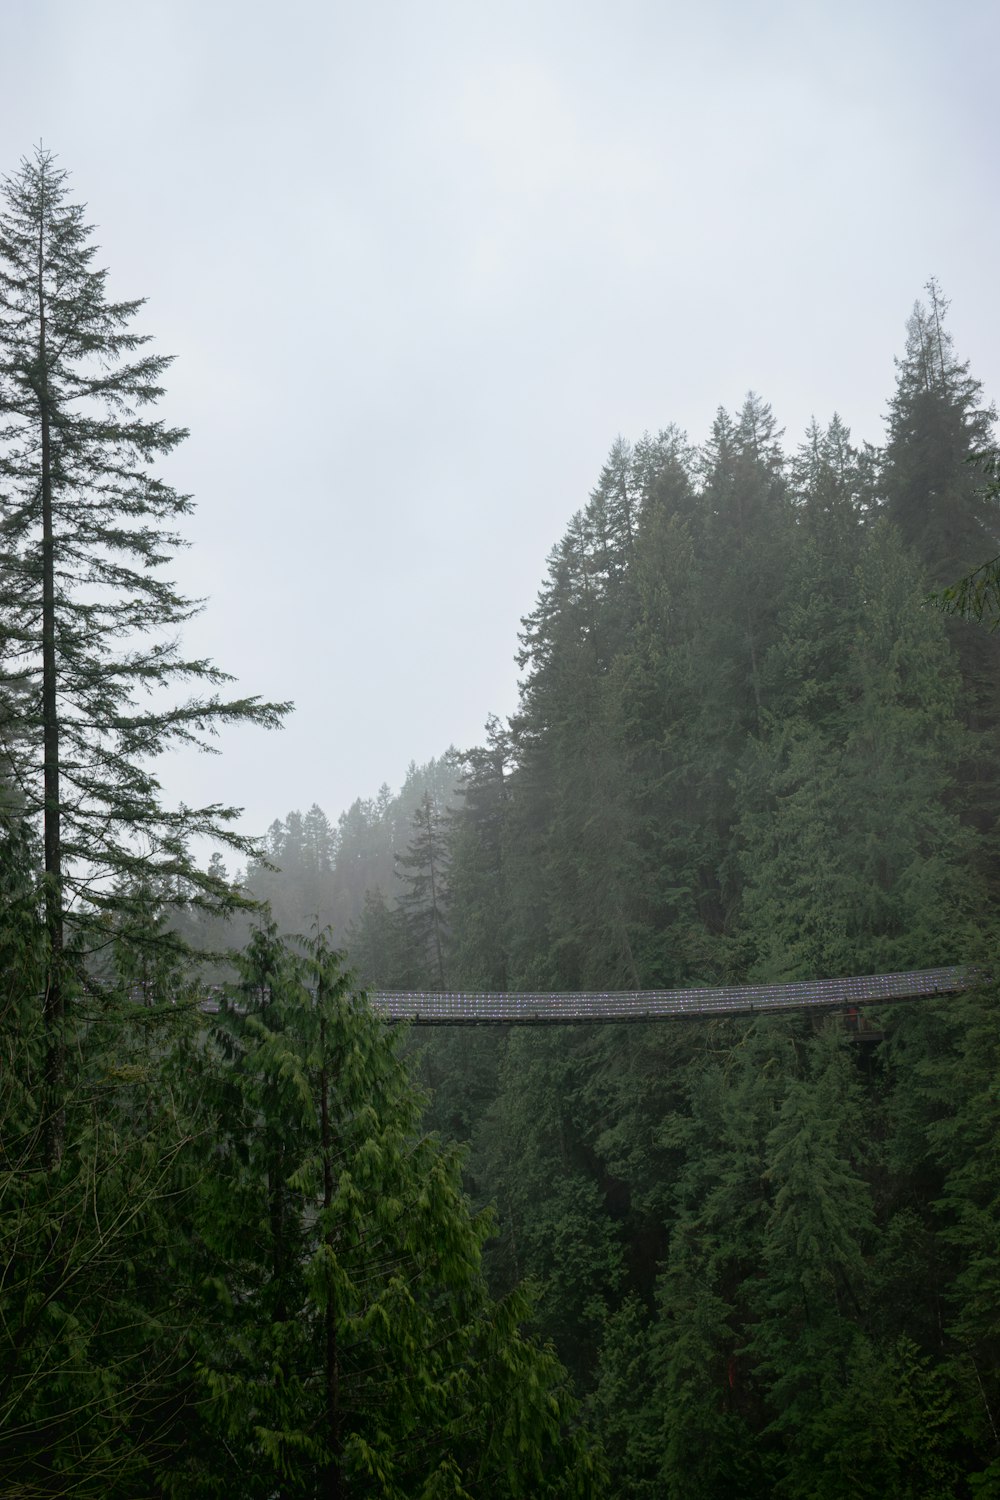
[3,0,998,853]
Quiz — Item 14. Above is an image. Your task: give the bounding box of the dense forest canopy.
[1,142,999,1498]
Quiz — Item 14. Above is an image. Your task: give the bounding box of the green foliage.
[0,915,601,1494]
[884,280,998,587]
[164,927,602,1497]
[738,519,986,979]
[0,947,204,1493]
[0,147,290,1167]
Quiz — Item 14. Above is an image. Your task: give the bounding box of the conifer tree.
[882,282,1000,862]
[883,280,998,586]
[175,928,601,1498]
[0,149,288,1156]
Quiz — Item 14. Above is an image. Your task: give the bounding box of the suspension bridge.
[368,964,974,1025]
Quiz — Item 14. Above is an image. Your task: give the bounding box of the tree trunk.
[319,1016,341,1496]
[37,205,64,1168]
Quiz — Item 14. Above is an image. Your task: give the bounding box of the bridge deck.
[370,966,972,1025]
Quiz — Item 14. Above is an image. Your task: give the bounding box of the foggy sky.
[3,0,998,856]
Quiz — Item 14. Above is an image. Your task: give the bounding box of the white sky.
[3,0,998,847]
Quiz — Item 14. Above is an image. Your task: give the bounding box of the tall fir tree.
[883,280,998,586]
[0,149,288,1158]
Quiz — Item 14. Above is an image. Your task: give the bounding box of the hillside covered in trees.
[244,282,1000,1496]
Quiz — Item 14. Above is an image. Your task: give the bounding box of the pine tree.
[883,280,998,586]
[698,395,793,735]
[0,149,288,1157]
[882,282,1000,865]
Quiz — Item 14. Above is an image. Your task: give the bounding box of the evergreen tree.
[614,396,796,971]
[0,149,288,1158]
[244,805,339,935]
[698,395,793,736]
[173,928,602,1497]
[881,283,1000,833]
[504,435,687,990]
[883,280,998,586]
[328,794,391,930]
[747,1031,876,1489]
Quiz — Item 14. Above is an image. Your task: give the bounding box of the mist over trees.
[256,281,1000,989]
[249,281,1000,1495]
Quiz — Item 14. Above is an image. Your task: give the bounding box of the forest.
[2,148,1000,1497]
